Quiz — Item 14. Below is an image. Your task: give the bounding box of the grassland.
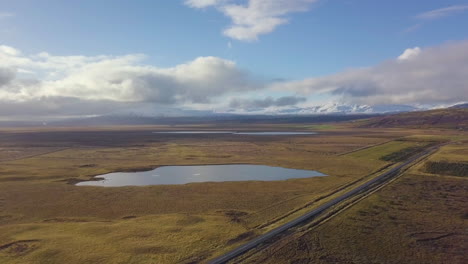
[0,125,466,263]
[360,108,468,130]
[241,141,468,264]
[420,143,468,177]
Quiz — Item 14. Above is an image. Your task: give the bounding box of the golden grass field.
[0,125,466,263]
[242,141,468,264]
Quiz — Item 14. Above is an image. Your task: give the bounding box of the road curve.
[208,144,442,264]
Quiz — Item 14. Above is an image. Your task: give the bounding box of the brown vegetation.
[0,125,466,263]
[238,143,468,264]
[359,108,468,130]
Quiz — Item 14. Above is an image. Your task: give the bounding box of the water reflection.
[77,164,326,187]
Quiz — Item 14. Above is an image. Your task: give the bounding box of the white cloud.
[272,41,468,105]
[416,5,468,20]
[397,47,421,61]
[185,0,225,8]
[2,40,468,119]
[405,5,468,33]
[0,45,20,56]
[0,45,264,118]
[185,0,318,41]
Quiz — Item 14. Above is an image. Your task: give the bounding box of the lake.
[76,164,326,187]
[152,131,317,135]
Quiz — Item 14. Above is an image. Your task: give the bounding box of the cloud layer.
[0,45,263,119]
[405,5,468,33]
[416,5,468,20]
[273,41,468,105]
[2,40,468,120]
[229,96,306,109]
[185,0,318,41]
[1,46,263,102]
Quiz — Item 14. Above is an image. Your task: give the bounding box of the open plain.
[239,141,468,264]
[0,124,466,264]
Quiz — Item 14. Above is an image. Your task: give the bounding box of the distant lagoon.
[77,164,327,187]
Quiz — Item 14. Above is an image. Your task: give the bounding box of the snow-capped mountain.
[83,103,423,121]
[300,103,420,114]
[294,103,374,114]
[220,103,421,115]
[449,102,468,109]
[47,103,431,126]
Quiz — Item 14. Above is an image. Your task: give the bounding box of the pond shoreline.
[76,164,327,187]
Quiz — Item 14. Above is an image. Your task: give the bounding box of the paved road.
[208,144,442,264]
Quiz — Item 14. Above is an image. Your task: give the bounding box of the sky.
[1,0,468,120]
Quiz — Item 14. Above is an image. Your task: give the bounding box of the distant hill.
[360,108,468,130]
[46,114,379,127]
[450,103,468,109]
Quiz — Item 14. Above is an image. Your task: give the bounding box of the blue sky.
[0,0,468,119]
[3,0,468,78]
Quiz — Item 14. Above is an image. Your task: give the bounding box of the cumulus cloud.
[185,0,318,41]
[0,45,20,56]
[0,45,263,119]
[229,96,306,109]
[416,5,468,20]
[0,46,262,102]
[2,39,468,119]
[272,41,468,105]
[43,56,260,103]
[397,47,421,61]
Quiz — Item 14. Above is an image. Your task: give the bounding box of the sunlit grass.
[0,127,466,263]
[244,142,468,264]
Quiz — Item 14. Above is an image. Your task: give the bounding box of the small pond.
[76,164,326,187]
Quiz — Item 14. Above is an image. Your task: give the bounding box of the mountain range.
[221,103,421,115]
[107,103,424,118]
[1,102,466,127]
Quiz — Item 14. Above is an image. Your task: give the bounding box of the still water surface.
[77,164,326,187]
